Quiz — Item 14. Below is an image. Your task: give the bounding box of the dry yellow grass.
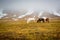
[0,19,60,40]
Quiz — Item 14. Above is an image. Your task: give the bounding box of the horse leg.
[37,20,39,23]
[43,20,45,22]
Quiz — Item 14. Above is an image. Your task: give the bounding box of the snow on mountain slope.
[0,10,7,19]
[0,9,60,20]
[18,10,33,18]
[53,11,60,16]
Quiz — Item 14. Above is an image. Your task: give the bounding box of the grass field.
[0,19,60,40]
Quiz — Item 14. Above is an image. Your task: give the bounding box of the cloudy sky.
[0,0,60,18]
[0,0,60,11]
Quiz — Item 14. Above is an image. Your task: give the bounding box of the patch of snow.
[18,10,33,18]
[38,11,44,18]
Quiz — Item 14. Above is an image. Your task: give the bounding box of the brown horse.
[37,17,49,23]
[46,18,49,22]
[37,18,44,23]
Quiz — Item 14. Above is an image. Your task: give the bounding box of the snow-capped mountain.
[0,9,60,20]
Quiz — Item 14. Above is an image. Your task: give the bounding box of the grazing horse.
[37,18,44,23]
[46,18,49,22]
[26,16,35,23]
[37,17,49,23]
[27,18,35,23]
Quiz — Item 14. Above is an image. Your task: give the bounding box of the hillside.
[0,10,60,20]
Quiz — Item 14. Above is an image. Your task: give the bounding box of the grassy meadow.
[0,19,60,40]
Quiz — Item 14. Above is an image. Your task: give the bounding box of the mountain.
[18,11,60,20]
[19,11,39,20]
[0,10,60,20]
[38,11,60,20]
[1,9,27,19]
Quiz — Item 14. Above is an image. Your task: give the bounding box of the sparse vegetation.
[0,19,60,40]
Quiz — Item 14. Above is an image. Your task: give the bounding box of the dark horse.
[45,18,49,22]
[37,17,49,23]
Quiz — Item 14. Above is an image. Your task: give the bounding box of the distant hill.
[0,10,60,20]
[40,11,60,17]
[20,11,60,20]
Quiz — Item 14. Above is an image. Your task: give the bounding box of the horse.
[26,16,36,23]
[37,17,49,23]
[45,18,49,22]
[37,18,44,23]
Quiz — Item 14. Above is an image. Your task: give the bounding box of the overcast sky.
[0,0,60,18]
[0,0,60,11]
[0,0,60,16]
